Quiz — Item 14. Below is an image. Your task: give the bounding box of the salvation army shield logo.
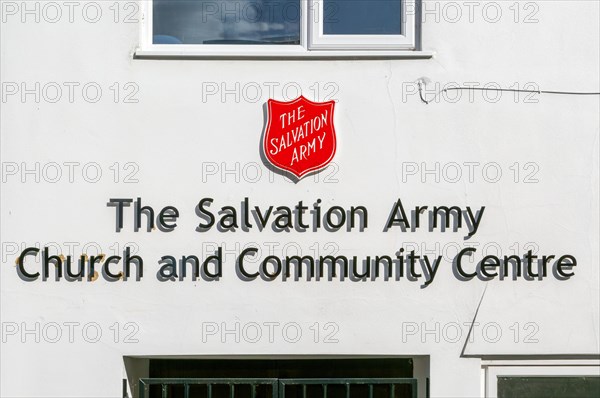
[263,96,336,179]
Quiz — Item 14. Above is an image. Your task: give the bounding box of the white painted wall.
[1,1,599,397]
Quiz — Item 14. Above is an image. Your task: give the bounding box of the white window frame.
[483,360,600,398]
[136,0,430,59]
[309,0,416,50]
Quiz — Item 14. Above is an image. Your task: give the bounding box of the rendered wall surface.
[1,1,599,397]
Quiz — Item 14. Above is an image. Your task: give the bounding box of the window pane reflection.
[153,0,301,44]
[323,0,402,35]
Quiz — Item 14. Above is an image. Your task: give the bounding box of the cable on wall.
[416,77,600,105]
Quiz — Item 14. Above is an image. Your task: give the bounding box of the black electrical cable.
[418,82,600,104]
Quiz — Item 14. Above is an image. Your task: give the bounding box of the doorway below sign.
[123,356,430,398]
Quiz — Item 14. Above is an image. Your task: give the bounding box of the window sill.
[133,48,435,60]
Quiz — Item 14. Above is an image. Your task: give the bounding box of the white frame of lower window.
[483,360,600,398]
[308,0,416,50]
[136,0,430,59]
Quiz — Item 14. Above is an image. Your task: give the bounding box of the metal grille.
[139,378,279,398]
[138,378,417,398]
[279,379,417,398]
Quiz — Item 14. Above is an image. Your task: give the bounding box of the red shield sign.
[263,96,336,179]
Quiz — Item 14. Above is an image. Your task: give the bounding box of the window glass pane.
[323,0,402,35]
[498,376,600,398]
[153,0,300,44]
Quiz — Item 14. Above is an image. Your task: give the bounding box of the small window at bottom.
[498,376,600,398]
